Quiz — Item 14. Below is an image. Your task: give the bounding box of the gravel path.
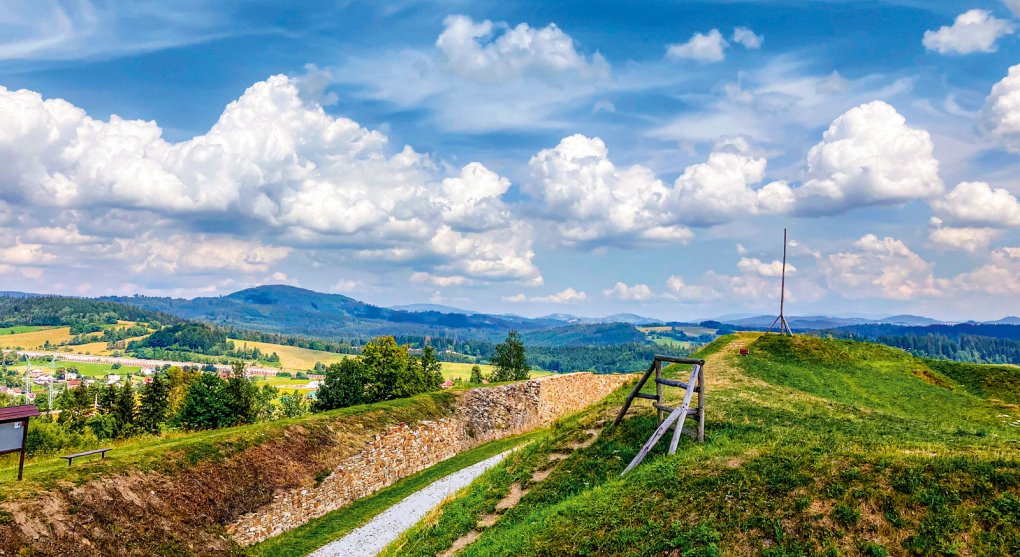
[308,449,515,557]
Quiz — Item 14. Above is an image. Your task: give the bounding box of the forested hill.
[819,322,1020,365]
[103,285,566,340]
[0,296,173,328]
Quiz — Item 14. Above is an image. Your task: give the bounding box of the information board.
[0,420,24,453]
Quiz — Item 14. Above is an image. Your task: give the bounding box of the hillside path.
[308,449,515,557]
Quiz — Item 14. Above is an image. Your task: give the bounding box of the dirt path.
[439,426,606,557]
[308,450,516,557]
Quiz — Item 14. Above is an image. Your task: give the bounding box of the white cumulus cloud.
[928,219,1000,253]
[923,9,1014,55]
[823,234,938,300]
[503,288,587,303]
[666,29,728,62]
[0,76,541,285]
[121,235,290,274]
[731,27,763,49]
[930,181,1020,228]
[737,257,794,278]
[795,101,943,215]
[436,15,608,82]
[982,63,1020,152]
[526,134,791,243]
[603,282,654,301]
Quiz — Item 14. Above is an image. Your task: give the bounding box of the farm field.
[20,359,142,378]
[71,335,148,355]
[647,336,692,349]
[0,327,73,349]
[227,338,351,371]
[0,325,53,335]
[257,375,318,391]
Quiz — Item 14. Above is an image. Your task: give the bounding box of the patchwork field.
[0,326,72,349]
[0,325,53,335]
[227,338,351,371]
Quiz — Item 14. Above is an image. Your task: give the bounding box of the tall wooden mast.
[766,228,793,336]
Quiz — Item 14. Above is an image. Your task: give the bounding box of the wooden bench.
[61,448,112,466]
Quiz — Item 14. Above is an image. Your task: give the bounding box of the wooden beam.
[654,355,705,365]
[612,361,657,427]
[668,365,701,455]
[655,377,691,389]
[621,405,685,475]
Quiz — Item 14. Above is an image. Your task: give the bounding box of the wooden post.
[667,365,701,455]
[654,359,664,423]
[697,364,705,443]
[18,418,27,481]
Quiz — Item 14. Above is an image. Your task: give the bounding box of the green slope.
[388,334,1020,557]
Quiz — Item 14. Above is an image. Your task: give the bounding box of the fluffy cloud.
[928,219,999,253]
[1008,0,1020,18]
[930,181,1020,227]
[0,76,541,285]
[121,235,290,274]
[0,241,56,265]
[948,247,1020,295]
[526,134,676,243]
[673,152,794,226]
[410,272,470,287]
[795,101,943,215]
[334,16,609,133]
[666,29,728,62]
[436,15,608,81]
[982,64,1020,152]
[438,162,512,231]
[737,257,794,278]
[731,27,763,49]
[504,288,587,303]
[922,9,1014,55]
[526,134,790,243]
[603,282,653,301]
[665,275,721,303]
[823,235,938,300]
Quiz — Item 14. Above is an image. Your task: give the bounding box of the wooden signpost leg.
[18,418,28,481]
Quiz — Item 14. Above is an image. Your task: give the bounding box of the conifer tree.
[176,373,231,430]
[137,373,170,434]
[112,380,136,436]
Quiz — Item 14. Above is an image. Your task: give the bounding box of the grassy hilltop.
[388,333,1020,556]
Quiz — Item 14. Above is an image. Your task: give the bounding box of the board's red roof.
[0,405,40,421]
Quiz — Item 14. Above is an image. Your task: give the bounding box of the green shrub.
[25,420,100,456]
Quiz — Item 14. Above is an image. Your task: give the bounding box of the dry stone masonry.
[227,372,629,545]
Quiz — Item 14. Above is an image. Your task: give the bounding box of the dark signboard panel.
[0,421,23,453]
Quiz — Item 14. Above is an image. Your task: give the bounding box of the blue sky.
[1,0,1019,321]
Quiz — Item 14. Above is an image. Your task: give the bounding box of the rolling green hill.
[389,334,1020,556]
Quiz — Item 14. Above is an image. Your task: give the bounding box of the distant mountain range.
[716,314,946,330]
[103,285,567,340]
[6,283,1018,340]
[539,312,663,325]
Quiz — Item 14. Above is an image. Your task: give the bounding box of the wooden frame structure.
[0,404,40,481]
[612,355,705,474]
